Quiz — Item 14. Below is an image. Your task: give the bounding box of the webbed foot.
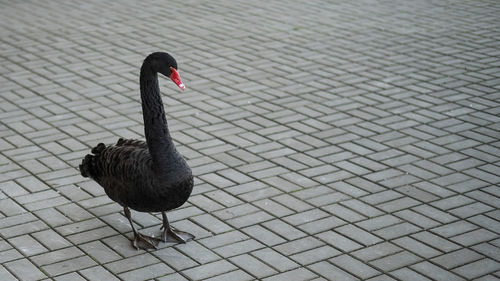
[124,206,160,250]
[132,232,160,250]
[160,225,195,243]
[159,211,195,243]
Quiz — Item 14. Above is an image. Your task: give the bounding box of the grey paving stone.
[351,242,402,262]
[370,251,422,272]
[272,193,313,212]
[432,195,476,211]
[468,214,500,234]
[293,186,333,201]
[316,230,363,252]
[226,210,274,228]
[392,236,442,259]
[56,203,93,221]
[262,267,318,281]
[252,248,299,272]
[53,272,86,281]
[374,222,421,240]
[191,213,233,234]
[238,186,282,202]
[356,214,402,231]
[1,0,500,280]
[199,230,248,250]
[66,225,118,244]
[241,224,287,246]
[214,238,264,258]
[9,234,48,256]
[175,241,220,265]
[0,220,48,238]
[230,254,278,279]
[182,260,237,280]
[203,270,254,281]
[4,258,47,281]
[0,198,25,215]
[451,228,498,246]
[390,268,433,281]
[157,272,190,281]
[0,212,35,230]
[336,224,383,246]
[105,253,159,275]
[467,190,500,209]
[204,189,243,208]
[413,181,456,199]
[411,261,466,281]
[452,258,500,279]
[472,242,500,260]
[262,219,307,241]
[0,265,17,281]
[330,254,381,279]
[0,248,23,264]
[299,215,346,235]
[80,240,122,264]
[254,198,295,217]
[431,220,477,237]
[394,209,441,229]
[322,204,366,222]
[290,245,341,266]
[366,274,399,281]
[118,263,174,281]
[79,266,120,281]
[473,275,500,281]
[154,247,198,271]
[327,182,367,199]
[411,231,462,253]
[0,181,28,197]
[54,218,105,236]
[308,261,358,281]
[212,203,259,221]
[346,177,386,193]
[431,248,484,270]
[378,197,421,213]
[31,246,83,266]
[361,190,402,205]
[282,208,330,226]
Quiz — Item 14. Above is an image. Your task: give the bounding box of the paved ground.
[1,0,499,280]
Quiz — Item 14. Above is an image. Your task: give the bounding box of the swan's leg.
[160,212,195,243]
[124,206,159,250]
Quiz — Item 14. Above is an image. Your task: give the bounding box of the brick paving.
[1,0,499,280]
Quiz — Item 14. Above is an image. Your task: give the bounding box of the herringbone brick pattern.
[1,0,499,280]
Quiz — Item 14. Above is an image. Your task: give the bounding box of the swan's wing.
[95,145,152,182]
[81,143,153,203]
[116,138,148,149]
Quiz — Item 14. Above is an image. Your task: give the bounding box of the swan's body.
[82,139,193,212]
[80,52,194,249]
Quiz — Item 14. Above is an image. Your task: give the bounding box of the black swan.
[79,52,194,250]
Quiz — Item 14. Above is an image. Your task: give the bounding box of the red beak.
[170,67,185,90]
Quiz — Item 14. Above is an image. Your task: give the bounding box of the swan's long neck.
[140,64,173,171]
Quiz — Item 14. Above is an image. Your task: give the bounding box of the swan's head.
[146,52,185,90]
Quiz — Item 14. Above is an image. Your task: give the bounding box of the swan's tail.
[79,143,106,178]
